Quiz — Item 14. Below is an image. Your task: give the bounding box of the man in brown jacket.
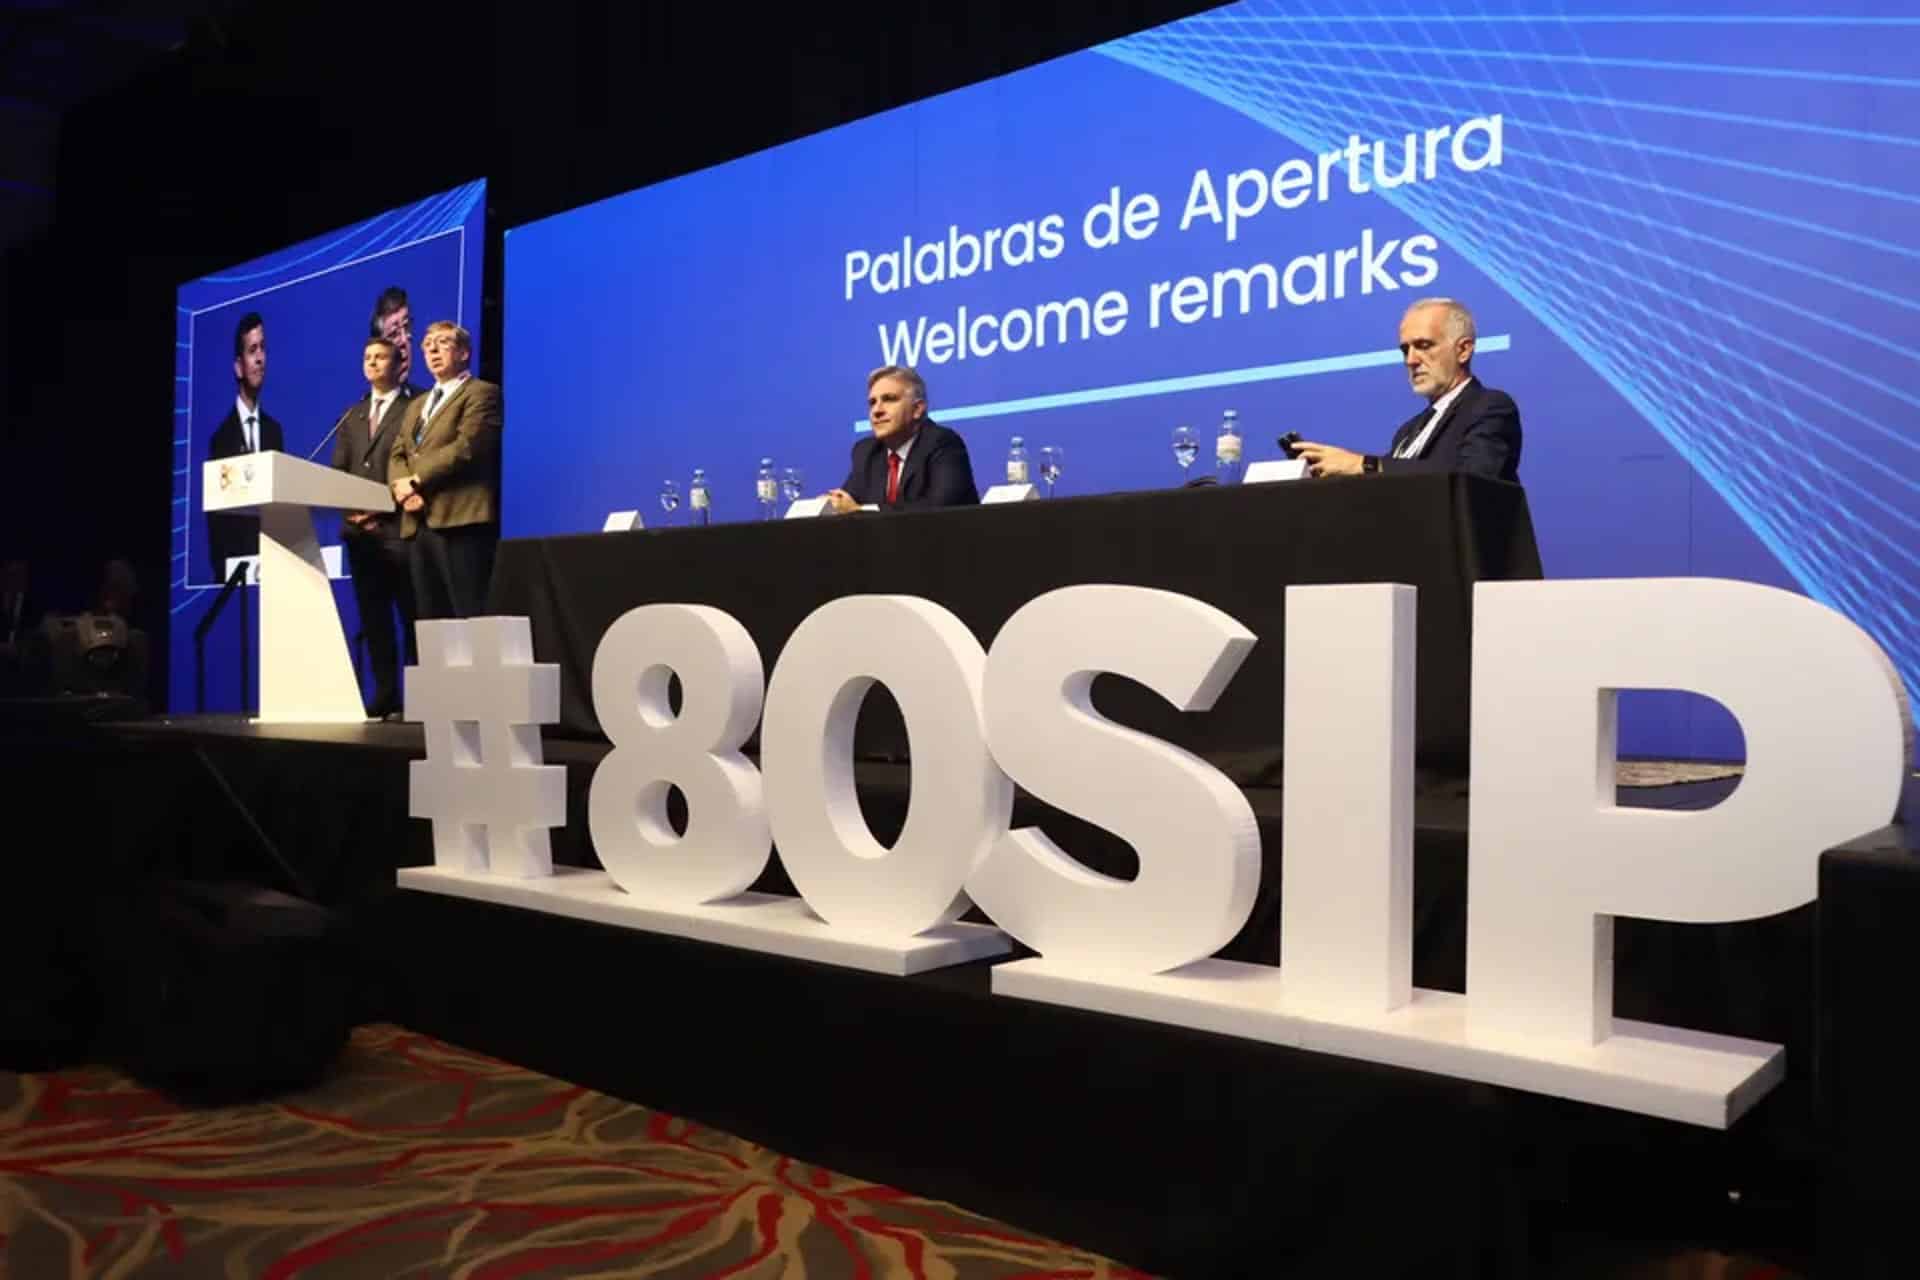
[389,321,502,619]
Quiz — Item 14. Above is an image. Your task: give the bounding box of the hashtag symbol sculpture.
[407,617,566,878]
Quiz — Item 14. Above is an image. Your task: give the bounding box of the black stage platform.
[9,712,1912,1275]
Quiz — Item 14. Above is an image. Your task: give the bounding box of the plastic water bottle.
[690,468,711,526]
[1216,409,1243,485]
[756,457,779,520]
[1007,436,1030,486]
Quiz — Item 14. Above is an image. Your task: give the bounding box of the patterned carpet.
[0,1025,1145,1278]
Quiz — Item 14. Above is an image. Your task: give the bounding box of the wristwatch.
[1362,454,1381,475]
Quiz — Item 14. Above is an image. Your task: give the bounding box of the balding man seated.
[1295,297,1522,482]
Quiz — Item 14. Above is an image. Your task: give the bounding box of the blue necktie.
[415,387,443,446]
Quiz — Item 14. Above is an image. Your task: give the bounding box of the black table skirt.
[489,474,1543,776]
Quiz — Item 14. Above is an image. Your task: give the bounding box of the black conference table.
[489,473,1543,776]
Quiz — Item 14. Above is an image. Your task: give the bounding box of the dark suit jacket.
[204,402,286,580]
[840,420,979,510]
[330,387,415,542]
[390,377,503,536]
[1381,378,1522,482]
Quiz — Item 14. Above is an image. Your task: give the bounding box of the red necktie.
[886,450,901,504]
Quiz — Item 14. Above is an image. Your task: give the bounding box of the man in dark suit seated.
[204,312,286,581]
[1295,297,1522,482]
[331,336,417,718]
[825,366,980,513]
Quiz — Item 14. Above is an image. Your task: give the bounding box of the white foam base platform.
[398,865,1012,976]
[993,957,1784,1128]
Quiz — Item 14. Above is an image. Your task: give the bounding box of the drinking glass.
[1172,425,1199,479]
[1039,445,1064,498]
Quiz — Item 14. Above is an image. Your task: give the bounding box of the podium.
[202,451,393,722]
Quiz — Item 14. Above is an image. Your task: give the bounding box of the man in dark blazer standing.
[331,336,417,718]
[825,365,980,513]
[389,321,502,620]
[204,311,286,581]
[1296,297,1522,482]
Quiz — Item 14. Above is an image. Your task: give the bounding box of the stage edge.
[396,866,1011,976]
[992,957,1783,1129]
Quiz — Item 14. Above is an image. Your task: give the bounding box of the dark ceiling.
[0,1,227,249]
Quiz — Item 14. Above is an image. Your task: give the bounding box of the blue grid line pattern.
[1178,35,1920,90]
[1102,2,1920,715]
[1185,61,1920,258]
[198,182,483,285]
[1160,64,1920,381]
[1192,14,1920,27]
[1144,48,1920,148]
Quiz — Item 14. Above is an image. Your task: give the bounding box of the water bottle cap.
[1011,435,1024,445]
[1223,409,1238,419]
[760,457,773,466]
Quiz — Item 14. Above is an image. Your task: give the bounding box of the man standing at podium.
[204,312,286,582]
[825,366,979,512]
[389,321,501,620]
[332,336,418,718]
[1294,298,1522,482]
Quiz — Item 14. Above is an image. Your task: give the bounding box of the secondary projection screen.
[170,180,487,714]
[503,4,1917,760]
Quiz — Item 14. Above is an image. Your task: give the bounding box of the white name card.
[1245,459,1309,484]
[982,484,1039,504]
[602,511,644,532]
[785,497,831,519]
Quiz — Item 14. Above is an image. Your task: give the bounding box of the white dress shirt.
[235,394,264,452]
[367,388,398,437]
[1395,375,1475,460]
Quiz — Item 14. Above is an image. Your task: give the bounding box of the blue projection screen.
[503,4,1919,760]
[170,180,487,713]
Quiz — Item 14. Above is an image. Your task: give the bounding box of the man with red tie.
[330,336,418,719]
[825,366,979,513]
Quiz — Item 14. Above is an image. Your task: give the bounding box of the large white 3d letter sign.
[762,596,1010,939]
[969,585,1261,974]
[1280,584,1415,1012]
[398,578,1911,1128]
[1468,579,1911,1045]
[408,616,566,879]
[587,604,770,905]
